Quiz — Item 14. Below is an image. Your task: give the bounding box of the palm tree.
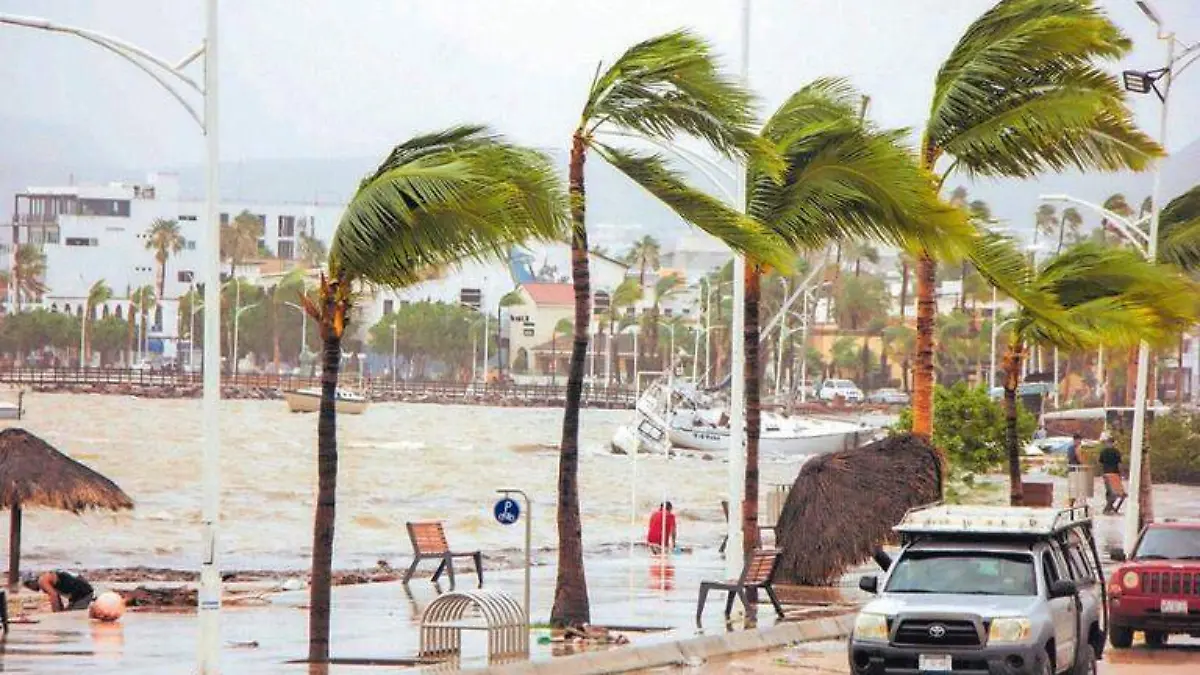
[266,270,307,374]
[626,235,662,286]
[883,324,917,391]
[554,30,783,627]
[1056,208,1084,254]
[740,78,968,561]
[145,219,185,301]
[601,278,642,383]
[646,272,685,367]
[8,245,47,310]
[298,232,329,269]
[909,0,1161,439]
[550,317,574,385]
[83,280,113,365]
[1035,204,1059,244]
[299,126,566,663]
[1100,193,1134,242]
[220,210,264,276]
[998,243,1195,505]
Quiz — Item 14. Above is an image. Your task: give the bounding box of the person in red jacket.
[646,502,677,554]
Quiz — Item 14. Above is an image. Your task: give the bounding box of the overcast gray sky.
[1,1,1199,243]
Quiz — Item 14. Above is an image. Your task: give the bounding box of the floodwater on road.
[2,393,814,571]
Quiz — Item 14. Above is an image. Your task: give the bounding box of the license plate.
[1161,599,1189,614]
[919,654,952,672]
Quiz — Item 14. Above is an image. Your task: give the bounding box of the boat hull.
[283,390,369,415]
[667,425,871,456]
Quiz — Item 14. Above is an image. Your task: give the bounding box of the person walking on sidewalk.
[1098,434,1126,515]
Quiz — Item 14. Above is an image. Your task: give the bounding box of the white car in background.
[818,378,864,403]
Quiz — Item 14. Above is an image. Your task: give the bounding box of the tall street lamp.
[0,9,221,666]
[283,301,308,368]
[1114,0,1200,551]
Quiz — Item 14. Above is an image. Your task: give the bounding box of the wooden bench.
[696,548,785,624]
[403,521,483,590]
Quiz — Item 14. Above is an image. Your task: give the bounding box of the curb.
[461,613,855,675]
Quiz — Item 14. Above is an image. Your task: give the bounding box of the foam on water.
[3,394,814,571]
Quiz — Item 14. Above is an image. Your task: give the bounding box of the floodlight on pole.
[1136,0,1162,28]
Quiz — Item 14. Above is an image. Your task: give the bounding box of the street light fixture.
[0,13,222,666]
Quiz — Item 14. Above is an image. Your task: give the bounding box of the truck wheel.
[1070,643,1096,675]
[1145,631,1167,648]
[1109,626,1133,649]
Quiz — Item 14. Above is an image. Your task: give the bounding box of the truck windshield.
[1135,528,1200,560]
[886,551,1037,596]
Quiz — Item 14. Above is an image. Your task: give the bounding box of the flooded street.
[1,393,815,571]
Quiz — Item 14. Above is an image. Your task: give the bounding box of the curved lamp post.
[0,6,223,671]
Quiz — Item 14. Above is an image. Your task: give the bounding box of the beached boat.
[611,381,879,456]
[283,388,369,415]
[0,390,24,420]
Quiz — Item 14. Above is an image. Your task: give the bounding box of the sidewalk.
[0,547,852,674]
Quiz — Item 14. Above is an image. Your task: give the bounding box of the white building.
[4,172,344,358]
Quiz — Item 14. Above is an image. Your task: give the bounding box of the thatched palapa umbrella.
[0,428,133,589]
[774,433,941,585]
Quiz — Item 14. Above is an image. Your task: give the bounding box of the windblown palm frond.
[595,144,788,269]
[585,30,770,165]
[331,125,569,286]
[925,0,1160,180]
[749,78,972,260]
[1158,185,1200,271]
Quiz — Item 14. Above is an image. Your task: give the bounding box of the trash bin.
[1022,481,1054,507]
[1067,464,1095,501]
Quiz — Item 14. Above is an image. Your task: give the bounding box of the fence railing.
[0,367,639,408]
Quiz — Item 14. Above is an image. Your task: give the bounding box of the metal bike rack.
[419,589,529,664]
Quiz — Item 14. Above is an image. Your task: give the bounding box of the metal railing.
[0,366,639,408]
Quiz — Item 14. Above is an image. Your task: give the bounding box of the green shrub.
[1113,412,1200,485]
[895,382,1036,478]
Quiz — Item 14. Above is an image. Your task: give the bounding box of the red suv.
[1108,520,1200,648]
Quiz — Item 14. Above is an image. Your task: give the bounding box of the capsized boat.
[611,380,880,456]
[283,387,369,415]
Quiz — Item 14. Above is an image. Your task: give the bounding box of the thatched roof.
[774,433,940,585]
[0,428,133,512]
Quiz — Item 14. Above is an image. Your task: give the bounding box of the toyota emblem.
[928,624,947,639]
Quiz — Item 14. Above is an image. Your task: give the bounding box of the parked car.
[129,359,154,371]
[818,378,863,403]
[866,388,910,405]
[1107,519,1200,648]
[851,504,1106,675]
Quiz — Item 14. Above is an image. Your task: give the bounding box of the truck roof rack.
[895,504,1092,538]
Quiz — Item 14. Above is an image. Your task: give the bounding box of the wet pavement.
[0,547,823,674]
[653,636,1200,674]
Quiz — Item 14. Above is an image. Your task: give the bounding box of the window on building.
[78,198,131,217]
[219,213,229,227]
[178,271,195,283]
[594,291,610,314]
[277,240,295,260]
[65,237,98,247]
[460,288,482,310]
[186,240,197,250]
[278,215,296,238]
[664,307,674,317]
[383,300,394,315]
[178,215,198,222]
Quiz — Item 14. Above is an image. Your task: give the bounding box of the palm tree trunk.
[899,261,909,321]
[272,302,282,375]
[308,297,343,663]
[1003,342,1025,506]
[1125,346,1138,407]
[743,264,762,570]
[912,254,937,438]
[126,310,135,366]
[1176,335,1185,403]
[551,130,591,628]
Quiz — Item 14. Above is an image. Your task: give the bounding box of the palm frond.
[1159,185,1200,271]
[585,29,776,171]
[593,142,789,271]
[749,78,973,259]
[926,0,1160,178]
[331,126,569,288]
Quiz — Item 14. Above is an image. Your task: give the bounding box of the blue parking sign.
[494,497,520,525]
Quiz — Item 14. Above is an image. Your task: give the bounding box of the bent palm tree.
[302,126,567,663]
[740,78,970,557]
[8,245,47,310]
[83,280,113,365]
[997,243,1196,505]
[910,0,1161,438]
[555,29,784,627]
[145,219,185,301]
